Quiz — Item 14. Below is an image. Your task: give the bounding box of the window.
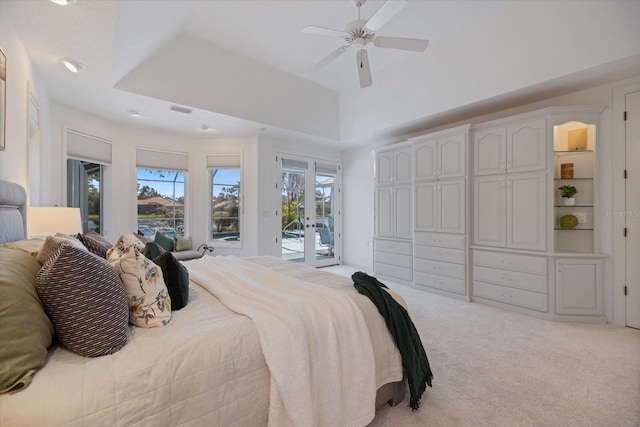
[136,169,186,238]
[67,159,102,233]
[66,129,111,234]
[208,154,241,245]
[136,148,188,239]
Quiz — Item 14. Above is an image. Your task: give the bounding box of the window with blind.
[66,129,111,234]
[208,154,241,246]
[136,148,188,238]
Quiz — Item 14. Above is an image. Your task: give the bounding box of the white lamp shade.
[27,207,82,237]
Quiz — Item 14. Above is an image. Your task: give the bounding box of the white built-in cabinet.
[374,144,413,283]
[471,106,607,323]
[372,107,607,323]
[474,172,546,251]
[410,125,470,297]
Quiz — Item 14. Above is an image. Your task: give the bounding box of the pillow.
[107,236,171,327]
[122,233,145,250]
[77,231,112,258]
[152,252,189,310]
[0,247,54,394]
[36,234,86,265]
[0,238,44,258]
[154,232,174,252]
[174,235,192,252]
[35,245,129,357]
[141,241,166,260]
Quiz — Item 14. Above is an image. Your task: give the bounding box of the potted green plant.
[559,184,577,206]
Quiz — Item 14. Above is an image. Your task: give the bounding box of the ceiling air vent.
[169,105,193,114]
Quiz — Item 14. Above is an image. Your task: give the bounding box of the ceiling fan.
[302,0,429,88]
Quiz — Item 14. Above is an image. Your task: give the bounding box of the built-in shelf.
[554,205,594,208]
[555,227,594,231]
[554,178,593,181]
[554,150,594,157]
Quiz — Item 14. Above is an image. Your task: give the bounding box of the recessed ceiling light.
[200,125,215,131]
[60,58,85,73]
[51,0,77,5]
[128,110,142,117]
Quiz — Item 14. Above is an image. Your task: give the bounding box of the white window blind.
[282,158,308,170]
[207,154,241,168]
[315,162,338,175]
[66,130,112,165]
[137,148,189,172]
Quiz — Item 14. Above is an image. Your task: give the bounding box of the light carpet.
[323,265,640,427]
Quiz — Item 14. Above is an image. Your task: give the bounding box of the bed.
[0,179,407,426]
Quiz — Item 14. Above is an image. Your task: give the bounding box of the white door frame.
[612,79,640,326]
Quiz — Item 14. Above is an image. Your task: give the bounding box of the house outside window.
[207,154,242,247]
[136,169,185,238]
[136,148,189,239]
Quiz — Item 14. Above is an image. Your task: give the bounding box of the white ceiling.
[4,0,640,148]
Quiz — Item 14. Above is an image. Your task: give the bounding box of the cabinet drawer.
[473,266,546,293]
[415,271,465,295]
[473,281,547,312]
[415,258,464,280]
[414,232,465,249]
[375,251,412,268]
[374,262,413,282]
[415,245,465,264]
[473,250,547,275]
[375,239,412,255]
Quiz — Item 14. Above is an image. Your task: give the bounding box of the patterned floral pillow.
[107,236,171,328]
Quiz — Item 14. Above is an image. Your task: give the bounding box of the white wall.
[0,8,50,199]
[341,74,640,324]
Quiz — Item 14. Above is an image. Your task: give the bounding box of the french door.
[279,155,340,267]
[625,89,640,329]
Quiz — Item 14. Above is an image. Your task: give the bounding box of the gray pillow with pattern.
[36,244,129,357]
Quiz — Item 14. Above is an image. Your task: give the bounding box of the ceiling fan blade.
[374,36,429,52]
[301,25,348,38]
[365,0,408,32]
[356,49,372,88]
[310,46,348,72]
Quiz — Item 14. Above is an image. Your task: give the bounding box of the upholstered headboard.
[0,180,27,243]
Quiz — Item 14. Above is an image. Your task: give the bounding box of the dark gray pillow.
[152,251,189,310]
[77,231,112,258]
[36,245,129,357]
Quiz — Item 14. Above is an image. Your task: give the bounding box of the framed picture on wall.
[0,47,6,151]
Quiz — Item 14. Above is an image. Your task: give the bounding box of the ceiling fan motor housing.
[345,19,375,46]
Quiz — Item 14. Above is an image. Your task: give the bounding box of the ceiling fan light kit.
[303,0,428,88]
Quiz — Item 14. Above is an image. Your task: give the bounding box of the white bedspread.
[188,256,378,427]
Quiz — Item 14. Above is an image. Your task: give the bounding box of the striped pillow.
[36,245,129,357]
[77,231,112,258]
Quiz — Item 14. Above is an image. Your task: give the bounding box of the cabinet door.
[555,258,602,315]
[375,187,394,237]
[508,118,546,173]
[474,126,506,176]
[507,172,547,251]
[394,148,413,184]
[394,185,413,239]
[376,151,394,185]
[439,179,466,234]
[474,175,507,247]
[439,133,466,179]
[415,182,437,232]
[414,139,438,181]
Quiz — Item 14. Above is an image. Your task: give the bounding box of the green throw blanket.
[352,271,433,410]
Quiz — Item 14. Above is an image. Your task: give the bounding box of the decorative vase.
[563,197,575,206]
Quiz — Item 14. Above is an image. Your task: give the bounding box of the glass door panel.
[281,167,306,263]
[315,166,336,265]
